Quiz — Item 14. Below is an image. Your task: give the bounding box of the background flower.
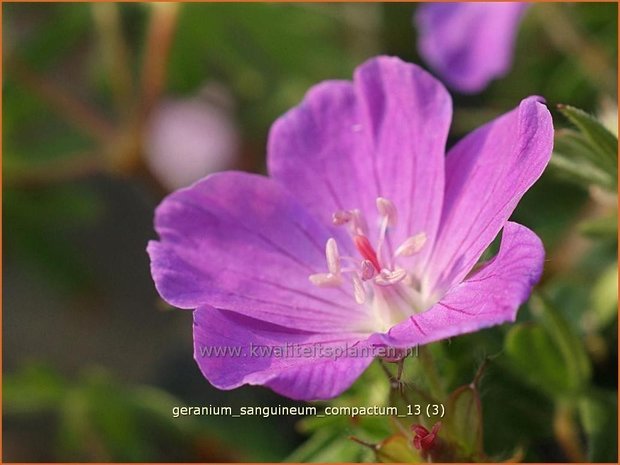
[144,84,240,191]
[415,2,529,93]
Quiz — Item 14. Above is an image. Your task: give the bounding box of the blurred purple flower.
[415,3,529,93]
[144,84,240,191]
[148,56,553,400]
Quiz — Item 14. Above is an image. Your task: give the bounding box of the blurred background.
[3,2,618,462]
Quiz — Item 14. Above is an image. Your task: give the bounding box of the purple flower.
[415,3,529,93]
[148,56,553,400]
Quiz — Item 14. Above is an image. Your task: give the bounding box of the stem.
[6,152,105,188]
[378,358,407,393]
[7,59,116,143]
[349,436,377,451]
[378,358,436,404]
[553,402,585,462]
[92,3,134,118]
[472,357,490,387]
[140,3,180,118]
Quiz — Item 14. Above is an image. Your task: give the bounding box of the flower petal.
[370,222,544,348]
[193,306,374,400]
[148,171,371,333]
[426,96,552,295]
[415,2,529,93]
[268,56,451,269]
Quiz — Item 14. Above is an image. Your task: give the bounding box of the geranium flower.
[148,56,552,400]
[415,2,529,93]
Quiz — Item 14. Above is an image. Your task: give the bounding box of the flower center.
[309,197,428,332]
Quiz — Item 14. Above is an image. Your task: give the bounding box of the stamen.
[332,210,352,226]
[325,238,341,275]
[333,209,368,236]
[375,268,407,286]
[395,233,427,257]
[376,197,398,227]
[360,259,376,281]
[352,274,366,304]
[309,272,342,287]
[376,215,389,264]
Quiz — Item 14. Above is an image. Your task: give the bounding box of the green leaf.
[285,429,371,462]
[375,434,421,463]
[550,150,615,190]
[578,390,618,462]
[3,364,67,414]
[531,295,592,390]
[444,385,482,457]
[588,262,619,330]
[505,323,572,397]
[506,294,593,399]
[558,105,618,173]
[553,105,618,192]
[579,213,618,239]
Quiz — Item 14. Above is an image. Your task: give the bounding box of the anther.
[309,273,342,287]
[332,210,352,226]
[376,197,398,227]
[375,268,407,286]
[395,233,427,257]
[325,238,341,275]
[333,209,368,235]
[360,260,376,281]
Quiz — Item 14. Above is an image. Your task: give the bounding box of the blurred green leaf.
[558,105,618,172]
[588,262,619,331]
[3,363,67,414]
[578,390,618,462]
[505,323,572,397]
[5,365,240,461]
[505,294,592,399]
[550,148,615,191]
[579,213,618,239]
[4,185,100,294]
[375,434,420,463]
[531,295,592,390]
[444,385,482,458]
[552,105,618,191]
[286,429,371,462]
[5,4,92,69]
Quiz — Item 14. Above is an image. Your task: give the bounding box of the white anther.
[352,274,366,304]
[325,238,341,275]
[309,273,343,287]
[395,233,427,257]
[374,268,407,286]
[360,259,376,281]
[332,210,352,226]
[376,197,398,227]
